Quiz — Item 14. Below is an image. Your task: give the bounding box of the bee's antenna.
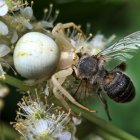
[97,89,112,121]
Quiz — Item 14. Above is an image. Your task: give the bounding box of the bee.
[51,23,140,119]
[73,31,140,120]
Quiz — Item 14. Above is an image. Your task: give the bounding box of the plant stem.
[77,120,119,140]
[71,105,139,140]
[1,75,35,93]
[0,74,139,140]
[93,127,120,140]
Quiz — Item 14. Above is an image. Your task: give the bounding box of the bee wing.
[97,31,140,65]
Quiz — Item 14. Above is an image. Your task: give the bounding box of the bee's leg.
[97,88,112,121]
[73,80,82,97]
[51,68,96,112]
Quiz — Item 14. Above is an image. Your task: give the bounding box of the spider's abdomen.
[104,72,135,102]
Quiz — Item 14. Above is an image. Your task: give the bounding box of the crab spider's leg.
[54,70,67,85]
[52,22,83,35]
[51,68,96,112]
[53,87,70,110]
[52,67,73,111]
[52,23,84,51]
[53,69,77,113]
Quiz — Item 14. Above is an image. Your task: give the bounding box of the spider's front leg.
[51,67,96,113]
[52,22,84,51]
[52,68,71,110]
[52,22,83,35]
[53,87,70,110]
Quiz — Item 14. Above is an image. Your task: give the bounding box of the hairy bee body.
[76,56,135,103]
[104,72,135,102]
[74,31,140,119]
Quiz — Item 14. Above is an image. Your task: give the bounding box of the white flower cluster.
[12,94,79,140]
[67,28,115,56]
[0,0,28,16]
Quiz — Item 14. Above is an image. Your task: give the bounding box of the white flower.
[20,6,33,19]
[19,16,33,29]
[35,4,59,29]
[72,117,82,126]
[25,119,71,140]
[67,29,115,56]
[0,21,9,35]
[18,6,34,29]
[44,83,50,96]
[5,0,28,12]
[0,44,10,78]
[13,94,78,140]
[89,34,105,49]
[11,31,18,44]
[0,0,8,16]
[0,44,10,57]
[55,131,71,140]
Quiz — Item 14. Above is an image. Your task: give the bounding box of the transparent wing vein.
[98,31,140,61]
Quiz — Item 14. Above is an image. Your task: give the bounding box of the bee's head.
[76,56,98,80]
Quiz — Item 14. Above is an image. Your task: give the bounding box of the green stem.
[93,127,120,140]
[1,75,35,94]
[71,105,139,140]
[0,74,139,140]
[77,120,119,140]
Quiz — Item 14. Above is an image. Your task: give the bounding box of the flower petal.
[0,21,8,35]
[22,19,33,29]
[0,44,10,57]
[20,7,33,19]
[0,1,8,16]
[89,34,105,49]
[44,83,49,96]
[72,117,82,125]
[55,131,71,140]
[0,64,5,76]
[11,31,18,44]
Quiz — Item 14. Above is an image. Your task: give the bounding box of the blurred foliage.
[1,0,140,139]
